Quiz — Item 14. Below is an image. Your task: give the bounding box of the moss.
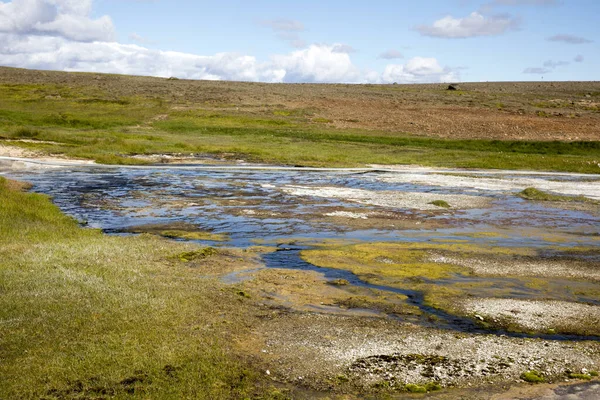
[313,117,333,123]
[519,187,599,204]
[429,200,451,209]
[464,231,510,239]
[244,246,278,254]
[327,279,350,286]
[337,295,421,316]
[334,374,350,383]
[125,223,228,242]
[177,247,218,262]
[425,382,442,391]
[160,230,228,242]
[405,384,427,393]
[301,242,470,283]
[300,241,540,290]
[590,371,599,377]
[520,370,545,383]
[567,372,592,380]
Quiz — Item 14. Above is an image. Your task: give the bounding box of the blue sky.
[0,0,598,82]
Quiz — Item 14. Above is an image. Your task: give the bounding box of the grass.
[0,177,280,399]
[519,187,599,204]
[1,80,600,173]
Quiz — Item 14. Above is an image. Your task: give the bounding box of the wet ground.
[3,166,599,316]
[2,162,599,395]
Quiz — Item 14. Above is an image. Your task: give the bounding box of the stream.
[2,164,599,340]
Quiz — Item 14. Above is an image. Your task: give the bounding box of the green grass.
[519,187,599,204]
[0,177,281,399]
[1,81,600,173]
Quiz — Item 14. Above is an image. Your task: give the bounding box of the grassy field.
[0,67,599,173]
[0,177,283,399]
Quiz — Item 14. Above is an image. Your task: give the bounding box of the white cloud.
[0,0,114,42]
[378,49,404,60]
[0,2,457,84]
[0,32,459,84]
[270,44,361,83]
[524,58,571,75]
[0,34,280,81]
[260,18,304,32]
[331,44,356,54]
[260,18,306,48]
[543,60,569,68]
[523,67,551,74]
[416,11,519,38]
[381,57,458,83]
[547,34,593,44]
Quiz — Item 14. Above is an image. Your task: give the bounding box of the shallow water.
[4,166,599,249]
[263,248,600,341]
[3,165,600,338]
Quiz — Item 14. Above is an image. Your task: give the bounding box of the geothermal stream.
[2,162,599,340]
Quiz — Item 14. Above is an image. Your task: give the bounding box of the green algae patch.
[521,370,545,383]
[125,223,228,242]
[244,245,278,254]
[254,237,362,248]
[520,187,599,204]
[300,242,470,282]
[160,230,228,241]
[429,200,451,209]
[567,372,592,380]
[422,286,465,310]
[300,241,538,286]
[337,294,422,316]
[177,247,219,262]
[463,231,511,239]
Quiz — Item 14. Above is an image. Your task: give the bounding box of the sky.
[0,0,597,83]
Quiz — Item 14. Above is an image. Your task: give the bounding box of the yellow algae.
[160,229,228,241]
[301,242,470,281]
[462,231,510,239]
[124,222,229,242]
[243,245,278,254]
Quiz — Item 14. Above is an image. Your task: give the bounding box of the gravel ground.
[281,185,489,210]
[0,144,96,170]
[430,254,600,281]
[256,312,600,390]
[459,298,600,333]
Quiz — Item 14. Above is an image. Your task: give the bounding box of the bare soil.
[1,67,599,141]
